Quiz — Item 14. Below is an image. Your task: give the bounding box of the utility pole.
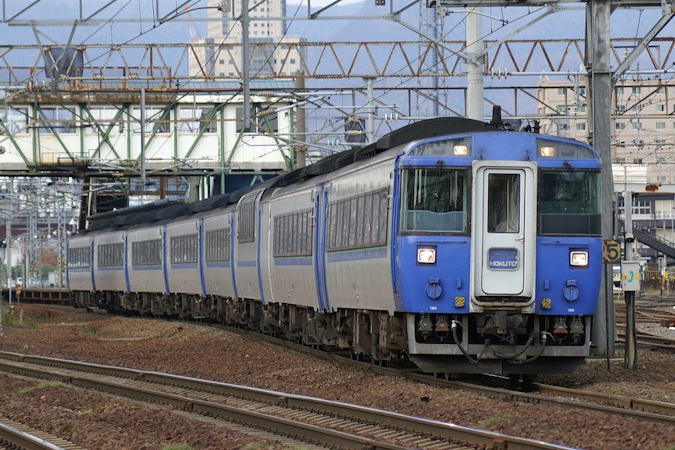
[466,10,484,120]
[586,0,615,358]
[242,0,251,131]
[294,72,306,169]
[140,86,147,187]
[7,177,12,305]
[365,77,375,144]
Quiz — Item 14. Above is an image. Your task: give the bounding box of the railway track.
[0,352,572,450]
[5,305,673,447]
[614,301,675,349]
[0,418,84,450]
[616,325,675,350]
[219,324,675,426]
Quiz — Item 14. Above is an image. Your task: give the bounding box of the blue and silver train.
[67,116,603,375]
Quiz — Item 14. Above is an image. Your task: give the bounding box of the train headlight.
[453,144,469,156]
[539,145,556,157]
[570,251,588,267]
[417,247,436,264]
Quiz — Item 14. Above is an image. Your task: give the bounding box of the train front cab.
[399,134,602,375]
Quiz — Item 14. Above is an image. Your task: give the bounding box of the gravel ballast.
[0,305,673,450]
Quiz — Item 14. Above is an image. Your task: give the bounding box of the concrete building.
[189,0,306,78]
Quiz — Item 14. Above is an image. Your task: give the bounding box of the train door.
[472,161,536,300]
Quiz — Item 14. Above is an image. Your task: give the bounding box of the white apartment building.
[189,0,305,78]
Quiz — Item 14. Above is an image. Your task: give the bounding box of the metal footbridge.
[632,226,675,261]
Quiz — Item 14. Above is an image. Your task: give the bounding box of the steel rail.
[0,352,574,450]
[0,419,84,450]
[216,322,675,426]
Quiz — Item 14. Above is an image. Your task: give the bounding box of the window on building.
[632,122,642,130]
[616,105,626,113]
[615,122,626,130]
[617,197,651,216]
[86,107,123,134]
[576,123,586,131]
[634,200,650,215]
[178,106,218,134]
[1,107,28,134]
[632,86,641,94]
[39,106,76,134]
[656,122,666,130]
[616,87,624,95]
[556,105,566,114]
[132,107,171,134]
[236,105,278,133]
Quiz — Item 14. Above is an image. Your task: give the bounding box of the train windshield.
[399,168,468,233]
[538,169,601,235]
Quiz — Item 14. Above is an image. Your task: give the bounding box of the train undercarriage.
[71,290,591,376]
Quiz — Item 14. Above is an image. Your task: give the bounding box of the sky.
[0,0,669,46]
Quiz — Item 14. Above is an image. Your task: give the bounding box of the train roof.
[83,117,502,233]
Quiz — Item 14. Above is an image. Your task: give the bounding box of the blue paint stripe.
[206,261,231,268]
[327,247,387,263]
[98,266,124,271]
[171,263,199,269]
[90,240,97,292]
[162,225,170,293]
[124,233,131,293]
[275,257,313,266]
[199,220,207,296]
[132,265,163,271]
[238,260,257,267]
